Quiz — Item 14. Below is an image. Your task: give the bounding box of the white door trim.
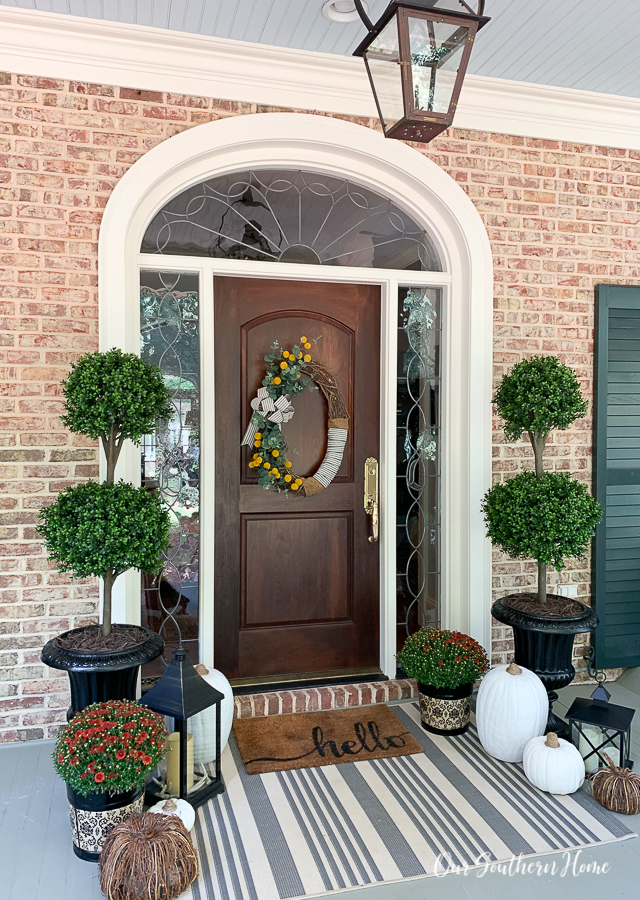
[99,113,494,671]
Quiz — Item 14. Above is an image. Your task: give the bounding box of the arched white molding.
[98,113,494,667]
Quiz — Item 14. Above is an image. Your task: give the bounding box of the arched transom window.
[141,168,442,271]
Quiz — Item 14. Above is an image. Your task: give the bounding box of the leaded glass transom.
[141,169,441,271]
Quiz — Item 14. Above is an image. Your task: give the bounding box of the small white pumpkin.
[149,797,196,832]
[476,661,548,762]
[523,732,585,795]
[190,664,234,765]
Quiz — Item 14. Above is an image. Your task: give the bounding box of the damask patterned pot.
[67,784,144,862]
[417,681,473,735]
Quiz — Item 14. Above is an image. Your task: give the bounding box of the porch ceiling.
[0,0,638,100]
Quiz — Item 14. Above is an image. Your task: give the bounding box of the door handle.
[364,457,378,543]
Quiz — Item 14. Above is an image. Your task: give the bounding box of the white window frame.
[98,113,494,674]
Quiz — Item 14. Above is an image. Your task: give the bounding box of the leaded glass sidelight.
[140,271,200,682]
[141,169,441,271]
[396,286,441,648]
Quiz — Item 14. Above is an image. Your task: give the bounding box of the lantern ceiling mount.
[352,0,490,144]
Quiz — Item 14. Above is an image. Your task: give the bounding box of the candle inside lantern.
[578,725,607,773]
[166,731,194,796]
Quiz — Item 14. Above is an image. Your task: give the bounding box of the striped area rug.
[187,702,636,900]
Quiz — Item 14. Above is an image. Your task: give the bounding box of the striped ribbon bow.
[241,387,295,446]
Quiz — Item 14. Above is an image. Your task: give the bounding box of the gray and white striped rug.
[187,702,636,900]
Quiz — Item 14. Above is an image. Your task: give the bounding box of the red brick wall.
[0,70,634,741]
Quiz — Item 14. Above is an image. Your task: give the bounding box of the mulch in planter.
[503,592,586,617]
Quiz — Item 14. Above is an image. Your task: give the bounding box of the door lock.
[364,457,378,543]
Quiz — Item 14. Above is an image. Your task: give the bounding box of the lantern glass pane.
[408,17,470,114]
[363,16,404,132]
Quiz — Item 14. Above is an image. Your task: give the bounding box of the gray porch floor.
[1,682,639,900]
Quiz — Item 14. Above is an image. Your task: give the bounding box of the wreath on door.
[241,336,349,496]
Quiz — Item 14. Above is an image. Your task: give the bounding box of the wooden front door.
[214,277,381,680]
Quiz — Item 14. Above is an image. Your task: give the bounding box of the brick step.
[233,678,418,719]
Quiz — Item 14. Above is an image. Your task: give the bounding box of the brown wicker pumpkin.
[591,754,640,816]
[99,811,198,900]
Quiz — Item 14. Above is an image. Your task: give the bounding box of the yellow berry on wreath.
[255,432,262,438]
[304,342,311,349]
[304,354,311,362]
[263,462,270,469]
[248,462,254,468]
[300,336,307,343]
[284,461,292,468]
[273,377,281,385]
[295,478,303,485]
[291,483,299,490]
[280,361,288,370]
[284,474,292,483]
[283,351,289,358]
[272,449,279,457]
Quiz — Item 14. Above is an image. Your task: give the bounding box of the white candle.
[166,731,194,796]
[578,726,607,773]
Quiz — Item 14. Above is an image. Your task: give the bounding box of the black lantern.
[352,0,490,143]
[566,679,635,773]
[141,646,225,809]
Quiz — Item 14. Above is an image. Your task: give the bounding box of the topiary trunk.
[528,430,548,605]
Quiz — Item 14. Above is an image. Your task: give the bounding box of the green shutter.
[594,285,640,667]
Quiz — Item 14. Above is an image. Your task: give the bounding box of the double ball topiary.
[38,349,173,636]
[483,355,602,605]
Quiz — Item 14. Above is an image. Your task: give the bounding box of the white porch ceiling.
[0,0,638,99]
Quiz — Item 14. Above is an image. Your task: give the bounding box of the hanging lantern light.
[352,0,490,143]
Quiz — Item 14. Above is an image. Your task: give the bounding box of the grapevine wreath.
[241,336,349,496]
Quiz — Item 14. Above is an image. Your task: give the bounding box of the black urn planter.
[492,595,598,738]
[417,681,473,735]
[41,625,164,719]
[67,783,144,862]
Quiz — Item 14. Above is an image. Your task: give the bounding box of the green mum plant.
[38,349,173,636]
[397,627,489,690]
[54,700,167,796]
[482,356,602,605]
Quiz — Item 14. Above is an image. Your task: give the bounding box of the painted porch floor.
[2,681,640,900]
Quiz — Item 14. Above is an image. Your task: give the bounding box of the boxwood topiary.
[38,348,173,636]
[483,356,602,604]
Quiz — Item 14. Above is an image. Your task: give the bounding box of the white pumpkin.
[476,661,548,762]
[190,664,234,764]
[523,732,585,795]
[149,797,196,832]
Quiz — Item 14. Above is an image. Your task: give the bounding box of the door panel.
[214,277,380,680]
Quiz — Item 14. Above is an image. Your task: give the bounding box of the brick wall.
[0,70,636,742]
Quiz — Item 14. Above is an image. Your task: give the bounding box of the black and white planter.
[492,595,598,737]
[67,784,144,862]
[41,625,164,719]
[417,681,473,735]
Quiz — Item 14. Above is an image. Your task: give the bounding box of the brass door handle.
[364,457,378,543]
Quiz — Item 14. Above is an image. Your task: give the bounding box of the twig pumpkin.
[99,811,198,900]
[591,753,640,815]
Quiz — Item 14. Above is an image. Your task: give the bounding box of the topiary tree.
[38,349,173,637]
[482,356,602,605]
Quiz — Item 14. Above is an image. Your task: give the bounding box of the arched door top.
[98,112,494,656]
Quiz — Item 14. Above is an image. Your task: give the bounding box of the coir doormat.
[233,704,423,774]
